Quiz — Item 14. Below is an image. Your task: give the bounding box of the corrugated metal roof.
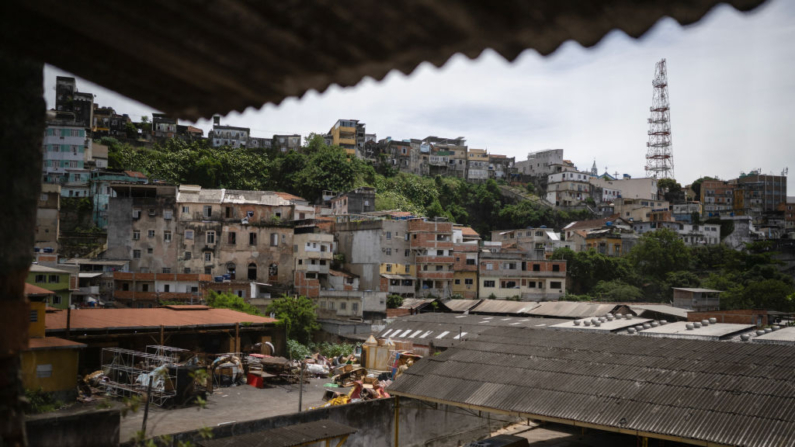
[672,288,723,293]
[398,298,436,310]
[1,1,765,120]
[528,302,622,319]
[441,299,482,312]
[24,283,55,296]
[378,313,564,347]
[629,304,689,319]
[199,419,356,447]
[469,300,541,315]
[45,308,276,332]
[26,337,86,351]
[389,326,795,447]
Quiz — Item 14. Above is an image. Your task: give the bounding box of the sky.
[44,0,795,193]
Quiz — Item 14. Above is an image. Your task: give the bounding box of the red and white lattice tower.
[645,59,674,179]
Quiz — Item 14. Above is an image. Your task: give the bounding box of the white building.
[632,221,721,246]
[589,177,659,201]
[42,122,92,197]
[516,149,564,177]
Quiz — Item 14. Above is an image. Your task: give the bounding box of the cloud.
[44,0,795,192]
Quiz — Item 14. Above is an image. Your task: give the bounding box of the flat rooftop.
[551,317,653,333]
[752,326,795,345]
[638,321,755,340]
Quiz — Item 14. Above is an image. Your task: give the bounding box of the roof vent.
[627,327,636,334]
[594,321,601,327]
[686,323,695,330]
[584,320,591,327]
[740,334,750,342]
[772,325,780,331]
[651,321,659,328]
[764,328,773,334]
[599,317,606,323]
[615,313,623,318]
[606,313,613,319]
[756,330,765,336]
[642,323,651,329]
[591,318,599,325]
[573,320,581,326]
[635,325,644,331]
[660,320,667,325]
[709,318,717,324]
[694,322,702,329]
[626,314,633,320]
[702,320,710,326]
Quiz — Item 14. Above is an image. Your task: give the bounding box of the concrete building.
[35,184,61,255]
[492,227,574,259]
[330,187,376,215]
[452,241,479,299]
[785,197,795,232]
[736,171,787,212]
[152,113,177,139]
[272,134,301,151]
[27,264,77,309]
[380,139,417,174]
[55,76,93,128]
[210,116,250,148]
[672,287,721,311]
[410,219,454,298]
[92,107,131,139]
[589,177,659,201]
[293,227,334,298]
[488,154,515,180]
[42,121,92,197]
[328,119,365,156]
[700,179,735,218]
[112,272,210,307]
[378,220,417,298]
[546,170,594,207]
[584,226,638,256]
[612,197,670,222]
[90,170,148,228]
[672,202,702,222]
[478,251,566,301]
[633,221,721,246]
[467,149,489,182]
[516,149,564,177]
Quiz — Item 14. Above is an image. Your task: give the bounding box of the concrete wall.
[159,397,499,447]
[27,409,119,447]
[20,348,81,400]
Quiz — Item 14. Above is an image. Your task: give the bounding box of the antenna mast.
[645,59,674,179]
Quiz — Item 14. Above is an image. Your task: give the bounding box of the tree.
[205,291,263,316]
[294,146,358,201]
[124,121,138,139]
[266,295,320,344]
[690,176,716,199]
[551,247,633,295]
[386,294,404,309]
[629,228,691,281]
[591,280,643,302]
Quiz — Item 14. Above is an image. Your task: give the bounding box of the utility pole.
[298,359,305,412]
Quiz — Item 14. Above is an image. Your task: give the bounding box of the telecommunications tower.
[645,58,674,179]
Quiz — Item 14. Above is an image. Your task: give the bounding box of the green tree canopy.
[265,295,320,344]
[629,228,691,281]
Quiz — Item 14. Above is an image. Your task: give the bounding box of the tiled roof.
[45,308,277,332]
[390,326,795,447]
[25,283,55,296]
[274,191,306,202]
[123,170,147,179]
[3,2,764,120]
[563,215,621,231]
[27,337,86,351]
[29,264,70,274]
[459,227,480,238]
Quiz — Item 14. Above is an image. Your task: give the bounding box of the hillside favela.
[3,2,795,447]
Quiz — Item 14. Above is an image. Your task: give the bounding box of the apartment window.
[270,233,279,246]
[298,259,303,265]
[455,279,461,285]
[185,230,194,240]
[184,268,191,274]
[352,303,359,312]
[405,234,410,241]
[329,301,335,310]
[148,230,155,238]
[501,280,517,289]
[203,206,212,218]
[403,249,409,257]
[435,265,443,271]
[229,232,237,244]
[133,250,141,259]
[386,248,392,256]
[184,252,192,260]
[162,268,171,274]
[466,259,476,266]
[437,250,444,256]
[34,274,46,283]
[225,206,232,218]
[164,231,172,242]
[405,265,411,273]
[386,264,392,272]
[182,206,190,213]
[51,295,62,305]
[204,252,212,262]
[486,263,493,271]
[465,279,474,285]
[249,233,257,245]
[147,248,153,254]
[484,280,495,288]
[533,264,540,272]
[552,264,560,272]
[36,364,52,378]
[206,231,216,244]
[164,210,173,220]
[386,231,392,240]
[132,230,140,240]
[340,302,347,310]
[205,267,212,274]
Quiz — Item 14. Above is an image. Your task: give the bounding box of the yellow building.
[22,283,85,401]
[452,271,477,299]
[328,119,363,156]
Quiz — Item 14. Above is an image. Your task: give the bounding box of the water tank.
[709,318,717,324]
[686,323,695,330]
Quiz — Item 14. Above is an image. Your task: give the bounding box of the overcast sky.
[44,0,795,193]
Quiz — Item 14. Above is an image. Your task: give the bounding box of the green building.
[27,265,75,309]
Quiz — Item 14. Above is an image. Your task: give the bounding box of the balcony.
[416,255,455,264]
[410,240,453,250]
[305,263,329,273]
[306,251,333,260]
[416,271,454,280]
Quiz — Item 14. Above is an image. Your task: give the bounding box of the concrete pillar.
[0,50,45,446]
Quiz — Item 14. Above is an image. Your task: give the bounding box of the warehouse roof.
[551,317,653,333]
[378,313,564,347]
[389,326,795,447]
[440,299,482,312]
[468,300,541,315]
[628,304,689,320]
[527,301,623,319]
[45,307,277,332]
[638,321,754,340]
[26,337,86,351]
[199,419,356,447]
[753,327,795,345]
[2,1,764,120]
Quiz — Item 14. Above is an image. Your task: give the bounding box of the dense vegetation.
[553,229,795,311]
[103,135,591,238]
